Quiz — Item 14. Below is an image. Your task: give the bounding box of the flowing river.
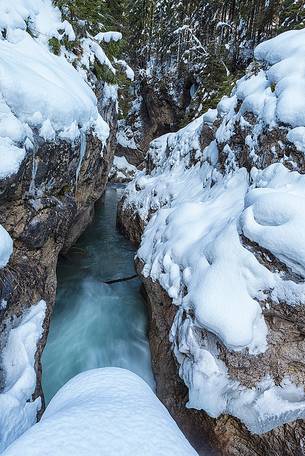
[42,185,154,404]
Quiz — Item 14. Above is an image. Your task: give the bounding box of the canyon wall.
[118,29,305,455]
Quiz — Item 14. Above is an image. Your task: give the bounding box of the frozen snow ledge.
[0,300,46,452]
[109,155,137,183]
[2,368,198,456]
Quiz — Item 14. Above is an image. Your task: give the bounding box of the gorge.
[41,185,154,404]
[1,1,305,455]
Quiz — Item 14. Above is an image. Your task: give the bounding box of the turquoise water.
[42,185,154,404]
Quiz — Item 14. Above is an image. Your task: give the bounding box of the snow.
[117,123,138,150]
[181,327,305,434]
[0,138,25,180]
[0,0,61,37]
[82,38,116,74]
[0,300,46,452]
[0,300,8,311]
[241,164,305,278]
[138,164,272,353]
[114,155,137,172]
[0,34,100,134]
[287,127,305,153]
[3,368,198,456]
[0,0,111,180]
[255,28,305,65]
[213,27,305,140]
[116,60,135,81]
[252,28,305,128]
[201,108,217,124]
[0,224,13,268]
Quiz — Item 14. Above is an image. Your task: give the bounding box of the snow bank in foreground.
[0,301,46,452]
[0,0,110,180]
[3,368,198,456]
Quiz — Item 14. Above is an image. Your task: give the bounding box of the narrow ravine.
[42,185,154,404]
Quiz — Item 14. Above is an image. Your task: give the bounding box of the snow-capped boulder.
[3,368,198,456]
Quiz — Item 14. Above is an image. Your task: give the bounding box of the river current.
[42,185,154,404]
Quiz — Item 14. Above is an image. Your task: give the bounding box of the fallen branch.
[103,274,138,284]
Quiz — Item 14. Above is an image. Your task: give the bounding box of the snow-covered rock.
[0,0,112,181]
[0,301,46,452]
[118,27,305,454]
[109,155,137,183]
[3,368,198,456]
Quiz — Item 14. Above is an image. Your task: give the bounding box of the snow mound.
[0,301,46,452]
[229,27,305,129]
[255,28,305,65]
[109,155,137,182]
[3,368,198,456]
[241,164,305,278]
[0,35,99,134]
[212,27,305,159]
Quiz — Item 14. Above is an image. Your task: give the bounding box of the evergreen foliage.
[123,0,305,117]
[50,0,305,120]
[49,0,128,86]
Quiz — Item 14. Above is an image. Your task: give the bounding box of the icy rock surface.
[3,368,198,456]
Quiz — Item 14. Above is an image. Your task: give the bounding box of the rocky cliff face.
[118,29,305,455]
[0,89,117,449]
[116,77,186,169]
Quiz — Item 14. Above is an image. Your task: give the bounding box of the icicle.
[75,130,87,184]
[29,147,39,197]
